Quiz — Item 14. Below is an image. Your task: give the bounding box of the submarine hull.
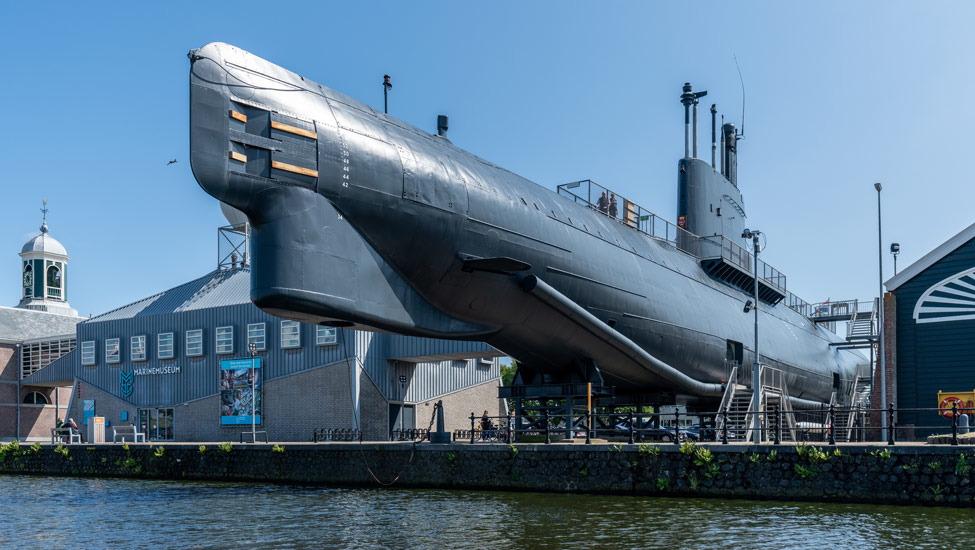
[189,42,863,405]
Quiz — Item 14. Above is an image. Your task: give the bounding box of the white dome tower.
[17,201,78,316]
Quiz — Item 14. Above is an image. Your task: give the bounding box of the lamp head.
[249,342,257,355]
[741,228,752,239]
[874,182,882,192]
[890,242,900,254]
[743,299,754,313]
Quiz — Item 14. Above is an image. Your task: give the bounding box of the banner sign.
[220,358,262,425]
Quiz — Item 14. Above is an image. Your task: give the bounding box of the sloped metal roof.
[886,221,975,291]
[0,306,82,343]
[87,266,252,322]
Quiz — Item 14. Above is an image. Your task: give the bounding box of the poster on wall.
[83,399,95,426]
[219,358,262,425]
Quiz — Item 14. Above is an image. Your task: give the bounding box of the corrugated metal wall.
[29,302,500,407]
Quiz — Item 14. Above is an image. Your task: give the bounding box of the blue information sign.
[219,358,262,425]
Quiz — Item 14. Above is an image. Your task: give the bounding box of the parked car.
[685,423,717,441]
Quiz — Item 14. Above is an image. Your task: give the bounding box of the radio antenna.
[734,54,745,139]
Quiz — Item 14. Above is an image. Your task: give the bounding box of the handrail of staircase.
[716,365,738,434]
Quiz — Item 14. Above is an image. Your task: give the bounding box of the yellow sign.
[937,390,975,417]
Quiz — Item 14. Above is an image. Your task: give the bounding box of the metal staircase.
[717,364,796,442]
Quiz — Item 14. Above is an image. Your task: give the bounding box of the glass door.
[138,408,175,440]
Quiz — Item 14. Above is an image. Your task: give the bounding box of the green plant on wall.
[655,476,670,491]
[638,445,661,458]
[198,445,207,454]
[153,446,165,458]
[766,450,778,462]
[272,444,286,453]
[219,442,233,453]
[54,445,68,458]
[956,454,971,476]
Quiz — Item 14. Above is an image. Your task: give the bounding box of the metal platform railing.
[556,179,787,296]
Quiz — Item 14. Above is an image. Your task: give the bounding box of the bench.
[112,425,146,443]
[51,427,81,444]
[239,430,268,443]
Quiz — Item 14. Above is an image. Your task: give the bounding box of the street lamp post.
[742,228,762,443]
[249,342,258,443]
[382,74,392,114]
[875,183,887,441]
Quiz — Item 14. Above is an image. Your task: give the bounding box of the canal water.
[1,476,971,549]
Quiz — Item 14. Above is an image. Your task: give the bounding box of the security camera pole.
[742,228,762,443]
[249,342,258,443]
[382,74,392,114]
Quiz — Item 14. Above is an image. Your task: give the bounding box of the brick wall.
[0,344,17,439]
[870,292,899,436]
[416,379,503,434]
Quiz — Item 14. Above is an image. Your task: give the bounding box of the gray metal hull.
[188,43,863,405]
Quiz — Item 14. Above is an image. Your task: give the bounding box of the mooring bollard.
[628,411,635,445]
[544,409,551,445]
[828,404,836,446]
[887,404,896,446]
[470,412,476,444]
[721,409,729,445]
[952,402,959,446]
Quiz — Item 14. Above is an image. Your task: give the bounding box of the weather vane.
[40,199,49,233]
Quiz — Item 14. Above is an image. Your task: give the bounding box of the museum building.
[882,221,975,436]
[24,227,505,442]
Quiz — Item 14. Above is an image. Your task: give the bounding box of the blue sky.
[2,1,972,318]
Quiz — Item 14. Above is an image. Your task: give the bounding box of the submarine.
[187,42,865,409]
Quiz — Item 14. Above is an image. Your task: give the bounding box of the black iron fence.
[463,403,975,446]
[391,428,430,442]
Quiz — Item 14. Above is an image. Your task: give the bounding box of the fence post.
[887,404,895,446]
[544,409,551,445]
[673,408,681,446]
[774,405,781,445]
[507,412,513,444]
[628,411,635,445]
[470,412,476,445]
[722,409,729,445]
[828,404,836,446]
[952,402,959,446]
[586,411,592,445]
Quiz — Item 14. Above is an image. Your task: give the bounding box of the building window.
[281,320,301,349]
[247,323,266,351]
[186,329,203,357]
[106,338,121,364]
[131,335,147,361]
[23,392,48,405]
[46,265,62,299]
[21,336,76,379]
[158,333,174,359]
[81,340,95,366]
[316,326,337,346]
[216,326,234,355]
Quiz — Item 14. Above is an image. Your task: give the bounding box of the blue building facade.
[26,265,504,442]
[884,221,975,437]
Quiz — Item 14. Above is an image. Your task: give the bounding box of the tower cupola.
[17,200,77,316]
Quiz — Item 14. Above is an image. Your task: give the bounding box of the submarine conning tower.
[677,82,747,249]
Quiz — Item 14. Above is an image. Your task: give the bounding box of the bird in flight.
[167,159,178,165]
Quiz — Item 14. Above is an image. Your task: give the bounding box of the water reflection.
[0,476,969,549]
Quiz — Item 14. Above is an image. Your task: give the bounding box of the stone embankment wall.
[2,441,974,506]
